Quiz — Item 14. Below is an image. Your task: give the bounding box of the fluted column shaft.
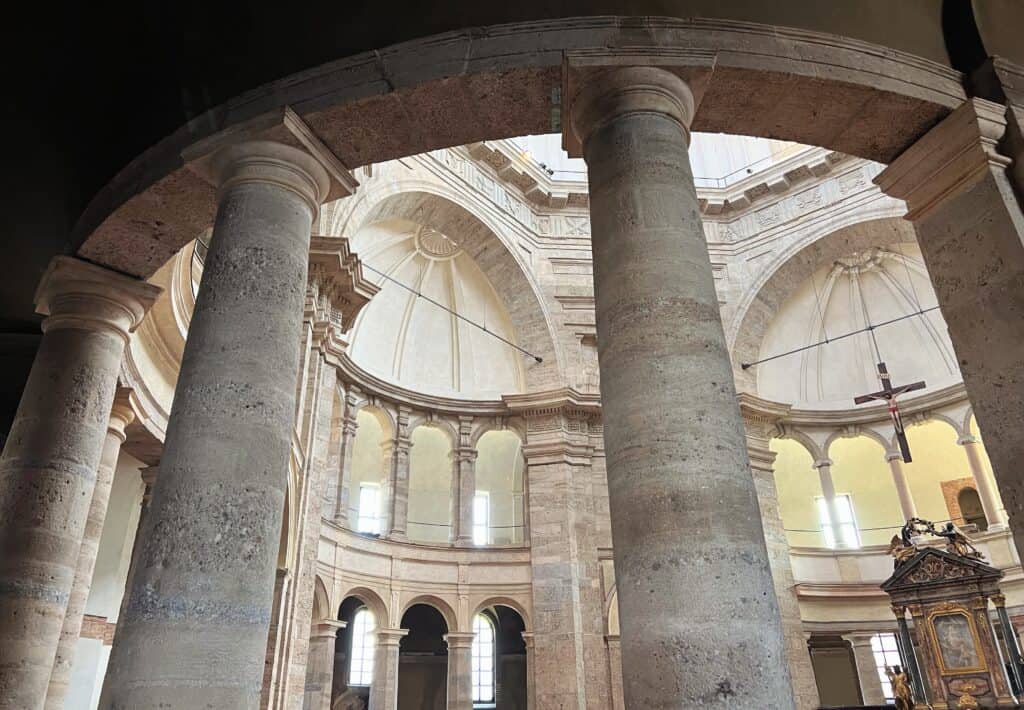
[844,633,887,705]
[0,256,158,709]
[445,632,474,710]
[886,452,918,522]
[959,435,1008,530]
[45,390,136,709]
[101,140,330,708]
[573,66,794,708]
[369,628,407,710]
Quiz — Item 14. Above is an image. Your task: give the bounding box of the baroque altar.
[882,519,1024,709]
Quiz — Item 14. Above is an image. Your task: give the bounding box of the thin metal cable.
[810,268,830,343]
[361,262,543,364]
[854,269,884,367]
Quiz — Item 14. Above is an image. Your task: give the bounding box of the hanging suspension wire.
[360,262,544,364]
[809,268,830,343]
[854,269,884,366]
[740,306,940,370]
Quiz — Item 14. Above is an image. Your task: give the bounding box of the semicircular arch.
[400,594,459,633]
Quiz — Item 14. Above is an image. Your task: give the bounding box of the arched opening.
[474,431,526,546]
[473,605,528,709]
[408,426,454,544]
[398,604,449,709]
[958,488,988,531]
[349,407,392,534]
[331,596,378,710]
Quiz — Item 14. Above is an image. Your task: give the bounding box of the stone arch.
[400,594,458,632]
[469,417,508,449]
[964,406,976,437]
[470,597,532,632]
[350,401,395,437]
[312,575,332,623]
[823,427,891,460]
[606,587,620,637]
[328,185,563,390]
[408,415,458,449]
[776,426,824,463]
[338,586,390,628]
[918,411,966,440]
[731,215,916,392]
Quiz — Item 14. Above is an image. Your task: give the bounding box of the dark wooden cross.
[854,361,926,463]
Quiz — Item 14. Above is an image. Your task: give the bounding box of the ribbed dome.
[756,243,960,409]
[348,219,525,399]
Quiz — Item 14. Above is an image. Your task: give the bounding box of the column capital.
[35,256,162,345]
[812,458,833,470]
[374,628,409,647]
[874,98,1012,220]
[841,631,879,647]
[443,632,476,649]
[209,140,332,216]
[569,67,696,149]
[885,450,905,463]
[520,631,535,648]
[311,619,347,640]
[108,387,136,441]
[958,434,980,446]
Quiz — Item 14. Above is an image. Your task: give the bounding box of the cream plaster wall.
[349,409,389,523]
[475,430,526,545]
[408,426,454,544]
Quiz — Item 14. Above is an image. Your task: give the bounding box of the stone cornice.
[502,387,601,417]
[780,382,968,428]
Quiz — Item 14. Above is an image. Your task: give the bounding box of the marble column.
[385,407,411,541]
[452,416,476,547]
[813,458,848,548]
[369,628,407,710]
[875,99,1024,562]
[100,140,330,708]
[843,633,886,705]
[444,632,474,710]
[0,256,159,709]
[572,66,794,707]
[886,451,918,522]
[959,434,1008,530]
[605,635,625,710]
[45,389,135,709]
[333,389,359,525]
[520,632,535,710]
[305,620,345,710]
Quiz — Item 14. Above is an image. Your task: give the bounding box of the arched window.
[349,608,376,686]
[472,613,496,704]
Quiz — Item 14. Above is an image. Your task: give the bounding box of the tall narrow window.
[357,483,380,534]
[815,494,860,549]
[349,608,376,686]
[870,632,902,702]
[472,614,496,704]
[473,492,490,546]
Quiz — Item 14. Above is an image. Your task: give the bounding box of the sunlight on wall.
[475,430,525,545]
[350,409,389,522]
[773,419,1001,549]
[408,426,453,544]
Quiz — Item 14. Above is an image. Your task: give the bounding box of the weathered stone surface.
[0,257,158,710]
[100,142,328,708]
[577,67,795,708]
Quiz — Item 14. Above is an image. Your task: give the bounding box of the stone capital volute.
[570,67,696,149]
[35,256,162,344]
[209,140,331,216]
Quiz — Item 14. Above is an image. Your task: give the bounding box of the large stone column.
[875,99,1024,560]
[572,66,795,707]
[520,631,536,710]
[444,631,474,710]
[843,633,887,705]
[959,434,1008,530]
[369,628,407,710]
[741,400,821,710]
[100,140,330,708]
[886,451,918,522]
[0,256,159,709]
[452,416,476,547]
[45,389,135,709]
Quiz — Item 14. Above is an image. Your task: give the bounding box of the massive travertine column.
[875,99,1024,560]
[572,66,795,707]
[843,633,886,705]
[444,632,474,710]
[0,256,158,709]
[45,389,135,709]
[959,434,1008,530]
[101,140,330,708]
[369,628,407,710]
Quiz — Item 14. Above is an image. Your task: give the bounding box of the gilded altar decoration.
[881,518,1023,708]
[886,665,914,710]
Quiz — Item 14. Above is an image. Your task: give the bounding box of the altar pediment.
[882,547,1001,593]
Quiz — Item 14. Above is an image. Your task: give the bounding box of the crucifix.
[854,361,926,463]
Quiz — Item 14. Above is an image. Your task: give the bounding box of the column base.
[453,535,475,548]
